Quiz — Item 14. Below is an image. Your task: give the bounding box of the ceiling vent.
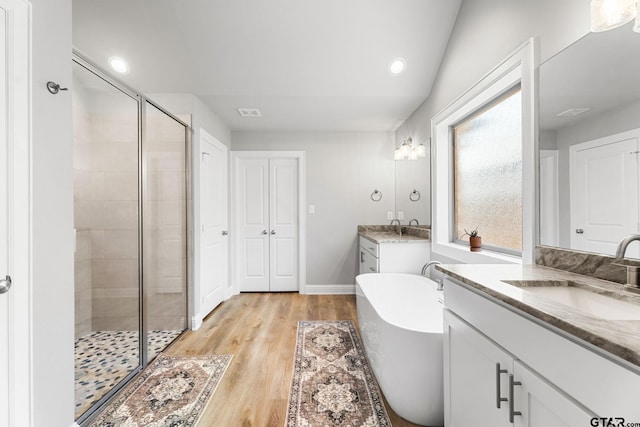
[556,108,591,117]
[237,108,262,118]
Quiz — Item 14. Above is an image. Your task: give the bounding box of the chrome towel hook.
[370,189,382,202]
[46,81,68,95]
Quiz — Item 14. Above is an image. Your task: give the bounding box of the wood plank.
[166,293,423,426]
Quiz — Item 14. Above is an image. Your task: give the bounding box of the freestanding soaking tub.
[355,273,444,426]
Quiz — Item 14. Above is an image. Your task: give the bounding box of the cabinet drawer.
[359,236,379,257]
[359,247,379,274]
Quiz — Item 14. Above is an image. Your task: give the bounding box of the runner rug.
[88,353,232,427]
[285,320,391,427]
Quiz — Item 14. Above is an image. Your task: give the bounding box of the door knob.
[262,230,268,235]
[0,275,12,294]
[270,230,276,235]
[222,230,228,236]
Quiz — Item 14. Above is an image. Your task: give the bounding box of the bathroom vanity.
[437,264,640,426]
[358,226,430,275]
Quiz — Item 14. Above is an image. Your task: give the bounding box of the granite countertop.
[435,263,640,369]
[358,225,430,243]
[359,232,429,243]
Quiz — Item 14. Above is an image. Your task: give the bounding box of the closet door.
[236,158,270,292]
[269,158,298,291]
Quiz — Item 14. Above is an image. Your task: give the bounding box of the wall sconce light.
[394,137,427,161]
[590,0,638,32]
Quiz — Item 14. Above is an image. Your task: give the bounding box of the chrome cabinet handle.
[496,363,508,408]
[360,251,365,263]
[262,230,268,235]
[0,275,12,294]
[222,230,228,236]
[369,267,376,272]
[575,228,584,234]
[270,230,276,235]
[508,374,522,422]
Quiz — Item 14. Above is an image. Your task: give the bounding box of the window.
[453,86,522,255]
[431,39,534,263]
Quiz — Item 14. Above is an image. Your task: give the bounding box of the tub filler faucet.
[421,260,443,291]
[614,234,640,288]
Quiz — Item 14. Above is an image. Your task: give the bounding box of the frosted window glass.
[454,88,522,253]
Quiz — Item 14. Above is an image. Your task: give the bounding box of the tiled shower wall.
[89,104,140,332]
[73,90,187,337]
[144,113,187,331]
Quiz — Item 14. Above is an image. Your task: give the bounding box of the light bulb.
[590,0,637,32]
[414,143,426,158]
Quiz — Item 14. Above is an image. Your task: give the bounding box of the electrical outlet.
[398,211,404,220]
[387,211,394,220]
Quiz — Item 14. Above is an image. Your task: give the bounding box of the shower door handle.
[0,275,12,294]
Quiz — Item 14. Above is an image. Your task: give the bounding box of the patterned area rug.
[286,320,391,427]
[88,353,232,427]
[75,329,183,417]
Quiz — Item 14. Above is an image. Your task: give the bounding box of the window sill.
[432,241,522,265]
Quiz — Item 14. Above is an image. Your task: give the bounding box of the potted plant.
[461,227,481,252]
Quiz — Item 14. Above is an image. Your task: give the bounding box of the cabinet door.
[444,310,512,427]
[512,361,596,427]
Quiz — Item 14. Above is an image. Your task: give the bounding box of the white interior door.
[236,158,270,292]
[570,130,640,256]
[0,7,9,424]
[1,1,31,425]
[269,158,298,291]
[200,131,228,317]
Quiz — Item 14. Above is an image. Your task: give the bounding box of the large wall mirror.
[395,148,431,226]
[538,23,640,257]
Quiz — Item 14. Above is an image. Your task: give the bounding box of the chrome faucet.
[614,234,640,288]
[421,260,443,291]
[409,218,419,226]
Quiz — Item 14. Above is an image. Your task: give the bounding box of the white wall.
[232,131,396,286]
[31,0,75,425]
[396,0,591,263]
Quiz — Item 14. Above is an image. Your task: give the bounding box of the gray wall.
[396,0,591,263]
[32,0,75,425]
[232,131,396,285]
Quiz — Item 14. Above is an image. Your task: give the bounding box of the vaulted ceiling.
[73,0,461,131]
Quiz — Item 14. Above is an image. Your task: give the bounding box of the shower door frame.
[72,50,192,426]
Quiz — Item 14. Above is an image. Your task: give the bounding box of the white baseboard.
[191,313,202,331]
[303,284,355,295]
[225,286,238,300]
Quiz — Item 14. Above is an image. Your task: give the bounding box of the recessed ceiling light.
[389,58,406,75]
[237,108,262,118]
[108,56,129,74]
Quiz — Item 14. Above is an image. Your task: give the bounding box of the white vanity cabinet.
[444,311,593,427]
[358,235,430,275]
[444,276,640,426]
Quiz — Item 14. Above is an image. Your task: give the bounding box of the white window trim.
[431,38,537,264]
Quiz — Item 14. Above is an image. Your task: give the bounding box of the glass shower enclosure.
[72,54,190,424]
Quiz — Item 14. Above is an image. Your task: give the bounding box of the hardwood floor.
[166,293,422,426]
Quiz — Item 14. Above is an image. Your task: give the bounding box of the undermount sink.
[501,280,640,321]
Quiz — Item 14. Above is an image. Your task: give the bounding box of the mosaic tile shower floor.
[74,329,183,418]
